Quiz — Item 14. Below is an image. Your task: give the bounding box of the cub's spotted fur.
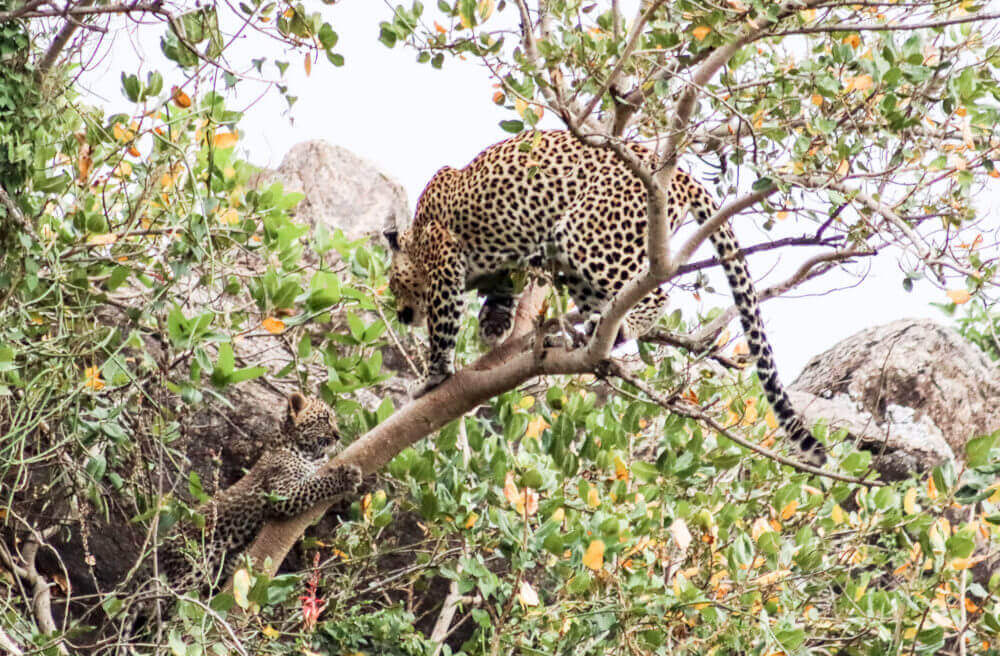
[387,130,823,462]
[154,393,362,594]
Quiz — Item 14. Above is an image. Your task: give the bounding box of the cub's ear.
[383,229,400,252]
[288,392,307,419]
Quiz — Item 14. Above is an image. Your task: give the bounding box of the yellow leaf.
[551,507,565,523]
[214,132,239,149]
[220,208,240,225]
[692,25,711,41]
[586,486,600,508]
[524,415,549,440]
[752,517,772,540]
[776,210,789,220]
[800,8,816,21]
[831,504,845,525]
[732,340,750,356]
[582,540,605,570]
[262,317,285,334]
[928,475,938,499]
[950,557,973,570]
[956,106,968,117]
[304,53,312,77]
[780,499,799,520]
[811,94,823,106]
[836,159,850,177]
[233,568,251,609]
[84,366,105,390]
[613,456,629,481]
[903,487,918,515]
[88,233,118,246]
[764,410,778,430]
[947,289,971,305]
[477,0,494,21]
[847,74,873,92]
[518,395,535,409]
[464,512,478,529]
[262,624,280,639]
[282,8,295,17]
[113,161,132,178]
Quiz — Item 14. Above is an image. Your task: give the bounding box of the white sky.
[78,1,963,382]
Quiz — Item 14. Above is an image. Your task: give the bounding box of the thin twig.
[603,360,885,487]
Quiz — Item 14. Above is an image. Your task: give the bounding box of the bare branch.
[770,10,1000,37]
[37,0,96,77]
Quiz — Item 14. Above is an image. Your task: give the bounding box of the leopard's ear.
[383,229,400,252]
[288,392,307,420]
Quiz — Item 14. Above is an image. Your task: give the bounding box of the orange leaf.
[171,86,192,108]
[780,499,798,520]
[956,106,968,117]
[947,289,971,305]
[304,53,312,77]
[776,211,789,220]
[214,132,239,149]
[692,25,711,41]
[582,540,605,570]
[492,91,505,104]
[127,145,141,157]
[841,34,860,49]
[262,317,285,334]
[835,159,850,177]
[84,366,105,390]
[434,21,447,33]
[811,94,823,106]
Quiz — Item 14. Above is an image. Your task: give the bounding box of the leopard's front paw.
[409,371,450,398]
[343,463,363,491]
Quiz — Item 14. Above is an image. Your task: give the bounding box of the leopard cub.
[154,393,362,594]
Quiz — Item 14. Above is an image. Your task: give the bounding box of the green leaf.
[966,432,998,468]
[500,119,524,133]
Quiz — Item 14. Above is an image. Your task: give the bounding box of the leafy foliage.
[1,0,1000,655]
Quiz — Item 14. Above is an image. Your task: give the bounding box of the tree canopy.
[1,1,999,655]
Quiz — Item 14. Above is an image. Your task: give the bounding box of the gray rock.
[253,141,410,241]
[791,319,1000,478]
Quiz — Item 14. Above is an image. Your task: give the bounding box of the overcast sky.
[79,1,963,382]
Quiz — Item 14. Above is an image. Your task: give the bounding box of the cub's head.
[385,230,429,329]
[281,393,340,456]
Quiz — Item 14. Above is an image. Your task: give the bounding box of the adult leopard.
[386,130,824,463]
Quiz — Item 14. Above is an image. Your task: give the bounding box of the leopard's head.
[385,232,429,329]
[281,393,340,456]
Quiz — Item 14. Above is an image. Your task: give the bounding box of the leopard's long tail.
[676,173,826,465]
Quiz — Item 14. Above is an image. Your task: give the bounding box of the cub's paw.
[343,463,364,490]
[478,297,516,346]
[409,372,450,398]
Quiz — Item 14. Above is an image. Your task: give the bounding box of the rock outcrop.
[253,141,410,240]
[791,319,1000,479]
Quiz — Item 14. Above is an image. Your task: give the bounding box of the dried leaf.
[517,580,539,606]
[214,132,239,149]
[582,539,605,570]
[171,86,192,108]
[262,317,285,334]
[671,518,692,552]
[947,289,971,305]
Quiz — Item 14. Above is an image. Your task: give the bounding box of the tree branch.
[603,360,884,486]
